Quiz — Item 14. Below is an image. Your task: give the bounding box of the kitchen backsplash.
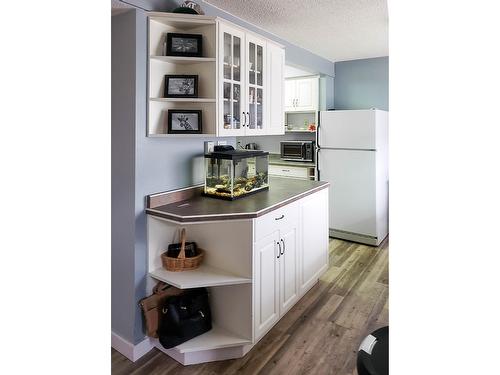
[237,132,315,154]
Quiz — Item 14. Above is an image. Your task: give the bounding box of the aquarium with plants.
[204,149,269,200]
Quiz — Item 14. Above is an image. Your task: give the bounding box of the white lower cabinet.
[269,164,310,179]
[254,231,280,340]
[279,225,299,315]
[298,188,329,294]
[253,189,328,341]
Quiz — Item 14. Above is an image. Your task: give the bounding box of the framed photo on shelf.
[164,75,199,98]
[167,110,202,134]
[166,33,203,57]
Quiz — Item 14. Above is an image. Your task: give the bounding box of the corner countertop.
[268,153,316,168]
[146,177,329,223]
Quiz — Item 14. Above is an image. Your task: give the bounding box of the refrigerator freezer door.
[318,148,377,237]
[319,110,376,150]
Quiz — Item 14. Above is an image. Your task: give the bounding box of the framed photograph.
[167,110,202,134]
[164,75,198,98]
[166,33,203,57]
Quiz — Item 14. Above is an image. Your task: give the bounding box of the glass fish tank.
[204,149,269,200]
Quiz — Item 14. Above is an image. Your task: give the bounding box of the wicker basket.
[161,228,204,272]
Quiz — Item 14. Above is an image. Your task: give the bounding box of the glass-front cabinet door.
[219,23,246,136]
[245,35,266,135]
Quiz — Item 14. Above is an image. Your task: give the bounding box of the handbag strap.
[153,281,168,294]
[178,228,186,259]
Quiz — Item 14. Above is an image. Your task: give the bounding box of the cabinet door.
[284,80,296,111]
[254,231,280,340]
[295,77,318,111]
[279,226,299,315]
[267,42,285,135]
[299,188,329,295]
[218,23,246,136]
[245,35,266,136]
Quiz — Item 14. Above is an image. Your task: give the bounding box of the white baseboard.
[112,331,154,362]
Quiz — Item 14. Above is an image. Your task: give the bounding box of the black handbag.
[158,287,212,349]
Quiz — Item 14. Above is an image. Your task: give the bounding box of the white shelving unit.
[149,264,251,289]
[147,13,217,136]
[146,216,254,364]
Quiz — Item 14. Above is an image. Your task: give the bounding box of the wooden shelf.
[174,325,251,353]
[148,133,217,138]
[150,97,216,103]
[148,13,216,28]
[149,264,252,289]
[285,129,316,133]
[150,56,216,64]
[285,110,317,114]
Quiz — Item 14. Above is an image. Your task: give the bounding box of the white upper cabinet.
[267,42,285,135]
[284,76,319,112]
[245,34,267,136]
[217,20,284,136]
[218,23,246,137]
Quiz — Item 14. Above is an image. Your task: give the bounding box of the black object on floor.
[357,326,389,375]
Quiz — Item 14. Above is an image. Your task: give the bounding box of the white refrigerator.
[317,109,388,246]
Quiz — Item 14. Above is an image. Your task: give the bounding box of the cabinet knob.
[277,241,281,258]
[280,239,285,255]
[275,214,284,221]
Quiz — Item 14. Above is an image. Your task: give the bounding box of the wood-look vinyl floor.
[112,238,389,375]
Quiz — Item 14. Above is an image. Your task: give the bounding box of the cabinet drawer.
[255,202,299,242]
[269,165,309,179]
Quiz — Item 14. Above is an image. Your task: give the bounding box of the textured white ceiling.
[203,0,388,62]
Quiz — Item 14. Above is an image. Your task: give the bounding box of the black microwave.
[280,141,315,162]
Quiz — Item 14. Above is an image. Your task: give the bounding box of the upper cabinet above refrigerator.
[285,76,319,112]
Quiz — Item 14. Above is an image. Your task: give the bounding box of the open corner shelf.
[155,325,251,355]
[173,325,251,353]
[148,133,217,138]
[150,56,216,64]
[149,264,252,289]
[150,97,216,103]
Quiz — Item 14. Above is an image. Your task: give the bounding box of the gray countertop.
[268,153,316,168]
[146,177,329,223]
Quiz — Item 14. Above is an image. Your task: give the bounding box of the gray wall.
[111,10,138,344]
[112,1,335,345]
[334,57,388,111]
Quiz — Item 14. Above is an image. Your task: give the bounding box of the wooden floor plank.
[112,238,389,375]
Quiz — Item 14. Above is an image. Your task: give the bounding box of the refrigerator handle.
[316,148,320,181]
[316,110,321,148]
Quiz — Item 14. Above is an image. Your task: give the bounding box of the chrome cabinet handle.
[280,239,285,255]
[277,241,281,259]
[282,169,290,172]
[275,214,284,221]
[246,111,250,127]
[242,111,246,127]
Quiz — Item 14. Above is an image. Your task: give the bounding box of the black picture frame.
[166,33,203,57]
[167,110,202,134]
[164,75,199,98]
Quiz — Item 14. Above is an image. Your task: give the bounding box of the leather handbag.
[158,287,212,349]
[139,282,183,338]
